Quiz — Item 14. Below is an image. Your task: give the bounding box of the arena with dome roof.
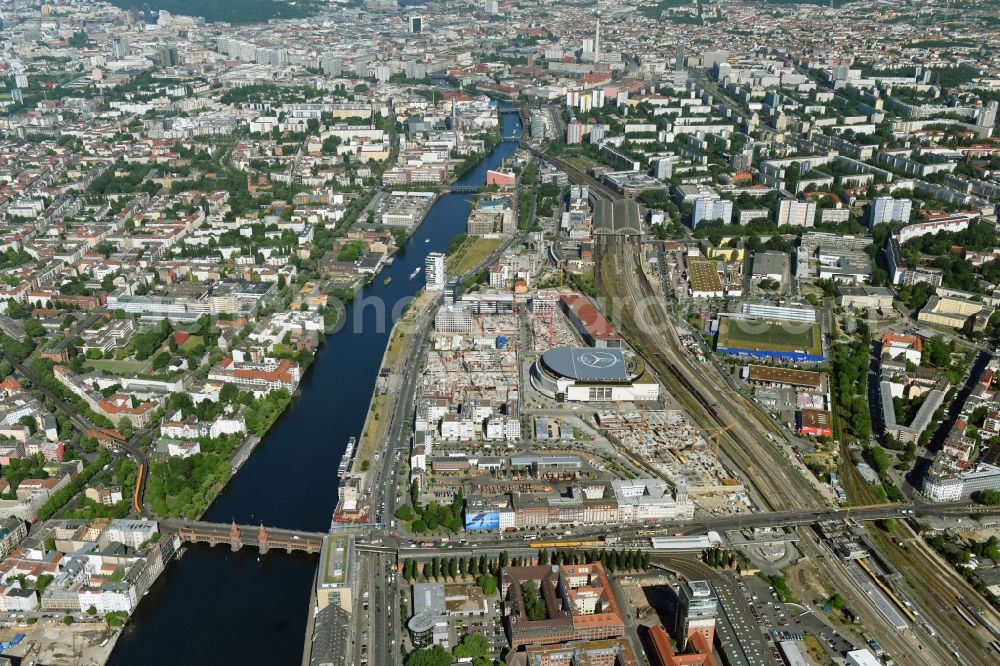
[529,346,659,402]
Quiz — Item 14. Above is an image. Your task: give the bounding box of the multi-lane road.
[361,297,432,666]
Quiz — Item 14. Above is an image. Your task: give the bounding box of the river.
[107,107,522,665]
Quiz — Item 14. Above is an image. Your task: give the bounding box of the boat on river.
[337,437,356,477]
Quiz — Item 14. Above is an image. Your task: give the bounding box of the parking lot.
[712,575,777,666]
[740,575,856,660]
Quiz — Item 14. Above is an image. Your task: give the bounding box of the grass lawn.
[84,358,152,375]
[803,634,832,665]
[322,536,350,584]
[356,290,434,473]
[178,334,204,351]
[718,318,821,354]
[448,237,501,276]
[564,155,597,173]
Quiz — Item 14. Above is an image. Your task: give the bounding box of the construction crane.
[705,423,735,460]
[548,306,555,348]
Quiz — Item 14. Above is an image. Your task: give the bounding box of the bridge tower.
[228,521,243,552]
[258,523,269,555]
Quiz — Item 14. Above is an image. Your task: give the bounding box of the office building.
[434,304,473,333]
[924,456,1000,501]
[701,50,729,69]
[868,197,912,227]
[316,535,355,612]
[443,277,459,305]
[111,36,130,59]
[105,520,159,550]
[425,252,446,291]
[917,293,994,331]
[674,580,717,651]
[157,45,178,67]
[409,15,423,33]
[407,582,449,648]
[484,0,499,15]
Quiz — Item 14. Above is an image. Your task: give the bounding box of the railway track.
[594,236,1000,664]
[595,236,823,512]
[526,148,619,201]
[867,524,1000,666]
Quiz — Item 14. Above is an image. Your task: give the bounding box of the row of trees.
[35,451,113,522]
[401,548,652,589]
[831,328,872,444]
[27,357,113,428]
[402,552,505,591]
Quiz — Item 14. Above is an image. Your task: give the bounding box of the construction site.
[593,410,754,517]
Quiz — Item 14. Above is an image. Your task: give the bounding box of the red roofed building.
[647,625,717,666]
[559,294,623,348]
[486,170,516,187]
[579,72,612,88]
[0,378,23,395]
[798,408,833,438]
[98,395,158,428]
[501,563,625,650]
[208,357,301,396]
[880,332,922,366]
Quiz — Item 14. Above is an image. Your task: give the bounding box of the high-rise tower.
[594,12,601,63]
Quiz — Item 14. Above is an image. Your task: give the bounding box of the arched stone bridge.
[167,520,325,555]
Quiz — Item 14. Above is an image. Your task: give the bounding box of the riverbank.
[352,290,435,486]
[107,102,523,666]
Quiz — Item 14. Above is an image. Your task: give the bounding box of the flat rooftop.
[319,534,353,587]
[746,365,822,388]
[688,258,723,293]
[540,347,628,382]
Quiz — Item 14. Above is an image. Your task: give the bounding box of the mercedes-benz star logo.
[578,351,620,369]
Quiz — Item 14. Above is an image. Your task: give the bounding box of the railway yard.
[589,230,1000,665]
[594,235,826,513]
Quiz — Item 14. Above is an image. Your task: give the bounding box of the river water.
[107,109,522,665]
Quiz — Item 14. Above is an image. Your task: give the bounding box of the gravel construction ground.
[0,622,119,666]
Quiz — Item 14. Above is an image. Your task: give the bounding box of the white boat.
[338,437,356,477]
[410,267,421,279]
[424,238,430,243]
